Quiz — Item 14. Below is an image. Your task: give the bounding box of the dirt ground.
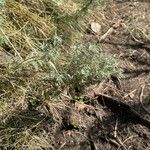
[49,1,150,149]
[1,0,150,150]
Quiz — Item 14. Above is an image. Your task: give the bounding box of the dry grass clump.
[1,0,55,57]
[1,0,90,58]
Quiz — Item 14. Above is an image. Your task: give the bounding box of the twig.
[114,118,118,138]
[113,119,127,150]
[98,20,122,42]
[117,136,138,150]
[109,138,120,147]
[99,27,114,42]
[121,23,148,45]
[58,142,66,150]
[123,89,137,99]
[115,136,128,150]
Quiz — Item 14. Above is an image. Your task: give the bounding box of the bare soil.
[49,1,150,149]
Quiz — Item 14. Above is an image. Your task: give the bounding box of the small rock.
[90,22,101,34]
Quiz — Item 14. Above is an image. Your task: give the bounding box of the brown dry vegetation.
[0,0,150,150]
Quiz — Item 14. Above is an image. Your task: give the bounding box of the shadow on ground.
[0,92,150,150]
